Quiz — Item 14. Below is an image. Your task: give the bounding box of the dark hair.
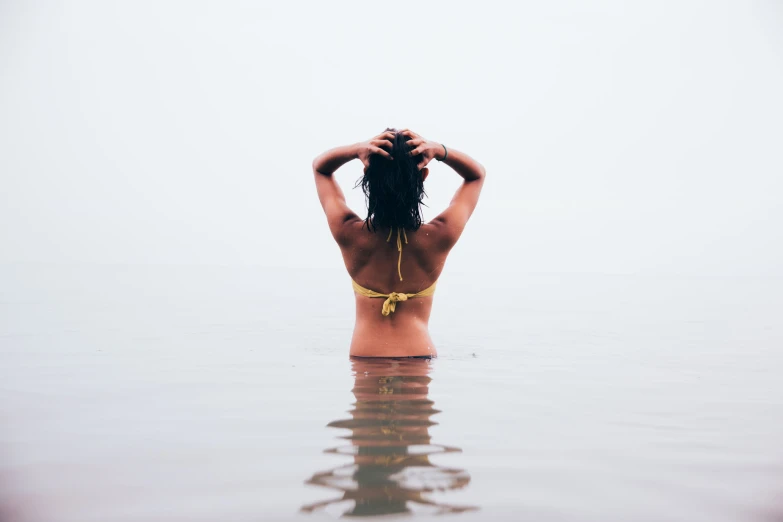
[359,128,426,232]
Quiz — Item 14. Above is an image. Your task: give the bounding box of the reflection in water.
[301,358,477,517]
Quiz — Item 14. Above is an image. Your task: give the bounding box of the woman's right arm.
[402,130,486,248]
[312,132,394,243]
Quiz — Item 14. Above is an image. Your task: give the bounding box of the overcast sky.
[1,1,781,277]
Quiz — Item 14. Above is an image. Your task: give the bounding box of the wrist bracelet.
[437,144,448,161]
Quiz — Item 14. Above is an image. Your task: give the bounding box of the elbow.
[473,163,486,182]
[312,156,326,176]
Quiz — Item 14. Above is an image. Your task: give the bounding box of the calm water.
[1,264,782,521]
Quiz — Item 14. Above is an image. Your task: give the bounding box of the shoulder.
[334,217,372,248]
[417,221,458,252]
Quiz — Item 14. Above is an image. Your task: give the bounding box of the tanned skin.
[313,129,485,357]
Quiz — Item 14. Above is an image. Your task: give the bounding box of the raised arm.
[312,132,394,243]
[401,130,486,249]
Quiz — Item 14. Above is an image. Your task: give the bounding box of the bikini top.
[351,227,438,316]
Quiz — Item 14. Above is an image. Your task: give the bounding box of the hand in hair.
[356,131,395,169]
[400,129,445,170]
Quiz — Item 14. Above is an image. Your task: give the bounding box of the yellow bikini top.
[351,227,437,316]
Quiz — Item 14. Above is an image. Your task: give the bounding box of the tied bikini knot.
[381,292,409,316]
[389,292,408,302]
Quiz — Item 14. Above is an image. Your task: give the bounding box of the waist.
[350,323,437,358]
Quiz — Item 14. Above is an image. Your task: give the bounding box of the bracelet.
[437,144,448,161]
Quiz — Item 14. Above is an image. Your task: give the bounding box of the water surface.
[1,264,782,521]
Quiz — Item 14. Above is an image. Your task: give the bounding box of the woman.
[313,129,485,358]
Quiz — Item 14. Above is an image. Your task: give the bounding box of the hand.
[400,129,444,170]
[356,131,394,169]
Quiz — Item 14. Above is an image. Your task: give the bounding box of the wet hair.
[359,128,426,232]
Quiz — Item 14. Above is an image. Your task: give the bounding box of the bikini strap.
[352,278,437,316]
[386,227,408,281]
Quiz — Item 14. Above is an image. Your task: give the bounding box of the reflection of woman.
[313,129,486,357]
[301,358,476,516]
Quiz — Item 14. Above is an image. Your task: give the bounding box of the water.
[1,264,782,521]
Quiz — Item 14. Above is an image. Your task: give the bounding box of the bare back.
[340,222,451,357]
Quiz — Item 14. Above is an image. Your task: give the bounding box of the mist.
[1,1,782,278]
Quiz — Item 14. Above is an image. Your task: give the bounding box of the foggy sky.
[1,1,782,277]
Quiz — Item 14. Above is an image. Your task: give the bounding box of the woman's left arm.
[312,132,394,243]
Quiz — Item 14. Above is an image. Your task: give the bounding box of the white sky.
[1,1,782,276]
